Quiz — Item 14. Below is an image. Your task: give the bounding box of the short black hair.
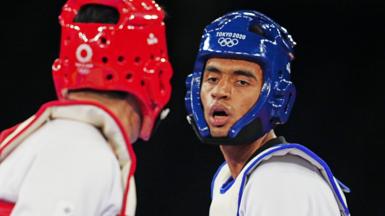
[69,89,128,100]
[68,89,143,119]
[73,4,119,24]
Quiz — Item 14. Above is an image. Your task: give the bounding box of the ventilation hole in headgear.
[150,54,155,60]
[159,69,163,75]
[117,55,125,63]
[74,4,120,24]
[134,56,141,63]
[126,73,133,80]
[160,49,164,55]
[249,24,265,37]
[102,57,108,64]
[106,74,113,80]
[100,37,108,45]
[140,80,145,86]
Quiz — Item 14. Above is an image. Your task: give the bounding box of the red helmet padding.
[52,0,173,140]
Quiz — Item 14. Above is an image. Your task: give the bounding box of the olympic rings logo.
[217,37,239,47]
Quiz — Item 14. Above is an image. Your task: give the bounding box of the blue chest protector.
[211,144,350,216]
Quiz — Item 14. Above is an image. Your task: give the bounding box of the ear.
[139,116,153,141]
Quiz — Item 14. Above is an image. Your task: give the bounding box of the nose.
[211,79,231,100]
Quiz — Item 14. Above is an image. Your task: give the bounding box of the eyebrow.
[205,65,220,73]
[233,70,257,80]
[205,65,258,80]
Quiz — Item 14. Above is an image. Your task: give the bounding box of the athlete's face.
[200,58,263,137]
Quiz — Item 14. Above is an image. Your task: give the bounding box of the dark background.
[1,0,384,215]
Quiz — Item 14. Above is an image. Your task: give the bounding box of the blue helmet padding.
[185,10,296,143]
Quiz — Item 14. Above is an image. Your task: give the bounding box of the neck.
[220,130,276,179]
[66,91,142,143]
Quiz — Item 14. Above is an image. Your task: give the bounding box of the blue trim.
[336,178,351,193]
[211,162,227,199]
[220,177,235,194]
[236,144,350,216]
[190,73,210,137]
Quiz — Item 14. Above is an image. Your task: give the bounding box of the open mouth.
[213,110,228,117]
[209,106,230,127]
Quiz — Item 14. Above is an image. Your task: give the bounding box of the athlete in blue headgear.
[185,11,350,216]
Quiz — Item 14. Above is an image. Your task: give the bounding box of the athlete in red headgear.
[0,0,172,215]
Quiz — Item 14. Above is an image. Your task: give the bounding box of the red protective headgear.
[52,0,173,141]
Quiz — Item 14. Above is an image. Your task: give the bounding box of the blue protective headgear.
[185,10,297,145]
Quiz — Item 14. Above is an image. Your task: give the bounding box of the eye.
[236,80,250,86]
[206,76,219,84]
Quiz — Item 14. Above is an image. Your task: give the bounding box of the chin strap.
[187,114,268,146]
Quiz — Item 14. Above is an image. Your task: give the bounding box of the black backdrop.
[0,0,384,215]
